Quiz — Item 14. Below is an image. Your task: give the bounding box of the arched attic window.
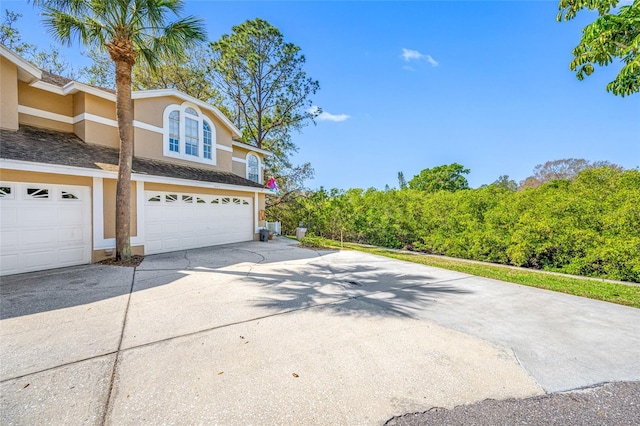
[163,103,216,164]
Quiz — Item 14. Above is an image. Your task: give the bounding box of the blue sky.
[5,0,639,190]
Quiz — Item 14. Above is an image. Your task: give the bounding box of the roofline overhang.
[1,46,242,138]
[231,141,274,157]
[0,45,42,84]
[0,158,272,194]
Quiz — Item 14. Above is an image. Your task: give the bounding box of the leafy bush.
[272,167,640,282]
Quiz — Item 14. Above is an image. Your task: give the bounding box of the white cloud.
[309,106,350,122]
[401,48,439,67]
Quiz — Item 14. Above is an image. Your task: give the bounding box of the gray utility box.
[295,227,307,240]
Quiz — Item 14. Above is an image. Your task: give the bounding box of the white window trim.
[245,152,262,184]
[162,102,217,166]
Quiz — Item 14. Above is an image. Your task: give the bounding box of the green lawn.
[299,236,640,309]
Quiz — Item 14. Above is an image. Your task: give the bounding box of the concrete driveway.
[1,237,639,425]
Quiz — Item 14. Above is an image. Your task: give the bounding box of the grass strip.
[300,236,640,309]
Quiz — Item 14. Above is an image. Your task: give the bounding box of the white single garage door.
[144,191,254,255]
[0,182,92,276]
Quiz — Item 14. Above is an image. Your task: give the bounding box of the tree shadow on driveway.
[218,259,473,319]
[1,241,473,322]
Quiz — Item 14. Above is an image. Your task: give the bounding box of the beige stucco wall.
[133,126,163,159]
[232,159,246,177]
[84,121,119,148]
[86,94,116,120]
[72,92,85,117]
[73,119,86,141]
[133,96,168,128]
[231,145,267,182]
[0,58,19,130]
[18,81,72,116]
[102,178,137,239]
[17,81,73,132]
[258,192,266,230]
[0,169,92,187]
[18,112,73,132]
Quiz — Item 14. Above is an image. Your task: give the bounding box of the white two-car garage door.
[144,191,254,255]
[0,182,92,276]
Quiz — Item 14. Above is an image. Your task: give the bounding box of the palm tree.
[32,0,206,260]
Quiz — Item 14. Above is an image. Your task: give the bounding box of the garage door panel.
[22,207,53,227]
[163,238,180,251]
[22,250,56,270]
[145,190,254,255]
[58,206,86,225]
[0,206,18,227]
[1,230,18,250]
[146,207,163,221]
[164,208,182,221]
[0,182,91,276]
[58,247,87,264]
[57,227,88,244]
[23,228,57,247]
[0,254,19,275]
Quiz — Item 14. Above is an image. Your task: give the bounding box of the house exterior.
[0,45,273,276]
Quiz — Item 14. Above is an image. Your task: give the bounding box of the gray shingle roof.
[41,71,116,94]
[0,126,266,189]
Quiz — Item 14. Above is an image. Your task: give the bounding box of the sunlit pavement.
[2,237,639,425]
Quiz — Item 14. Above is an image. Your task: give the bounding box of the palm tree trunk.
[114,59,134,261]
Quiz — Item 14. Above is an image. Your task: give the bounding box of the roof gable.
[1,46,246,141]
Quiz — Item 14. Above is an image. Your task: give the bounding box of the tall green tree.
[33,0,205,260]
[210,18,320,215]
[408,163,470,193]
[131,45,229,111]
[397,171,408,189]
[210,18,319,170]
[557,0,640,96]
[490,175,518,192]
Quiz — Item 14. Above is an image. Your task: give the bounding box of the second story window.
[247,153,260,183]
[163,103,216,165]
[203,122,212,160]
[169,111,180,152]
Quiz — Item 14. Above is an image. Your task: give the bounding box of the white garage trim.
[93,178,145,250]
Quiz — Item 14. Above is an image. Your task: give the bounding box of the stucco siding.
[133,126,164,160]
[133,96,169,128]
[0,59,19,130]
[86,94,116,120]
[84,120,119,148]
[232,160,246,178]
[102,178,138,239]
[72,92,85,116]
[18,81,73,117]
[0,169,92,187]
[18,113,73,132]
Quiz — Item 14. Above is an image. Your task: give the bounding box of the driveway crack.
[100,265,137,425]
